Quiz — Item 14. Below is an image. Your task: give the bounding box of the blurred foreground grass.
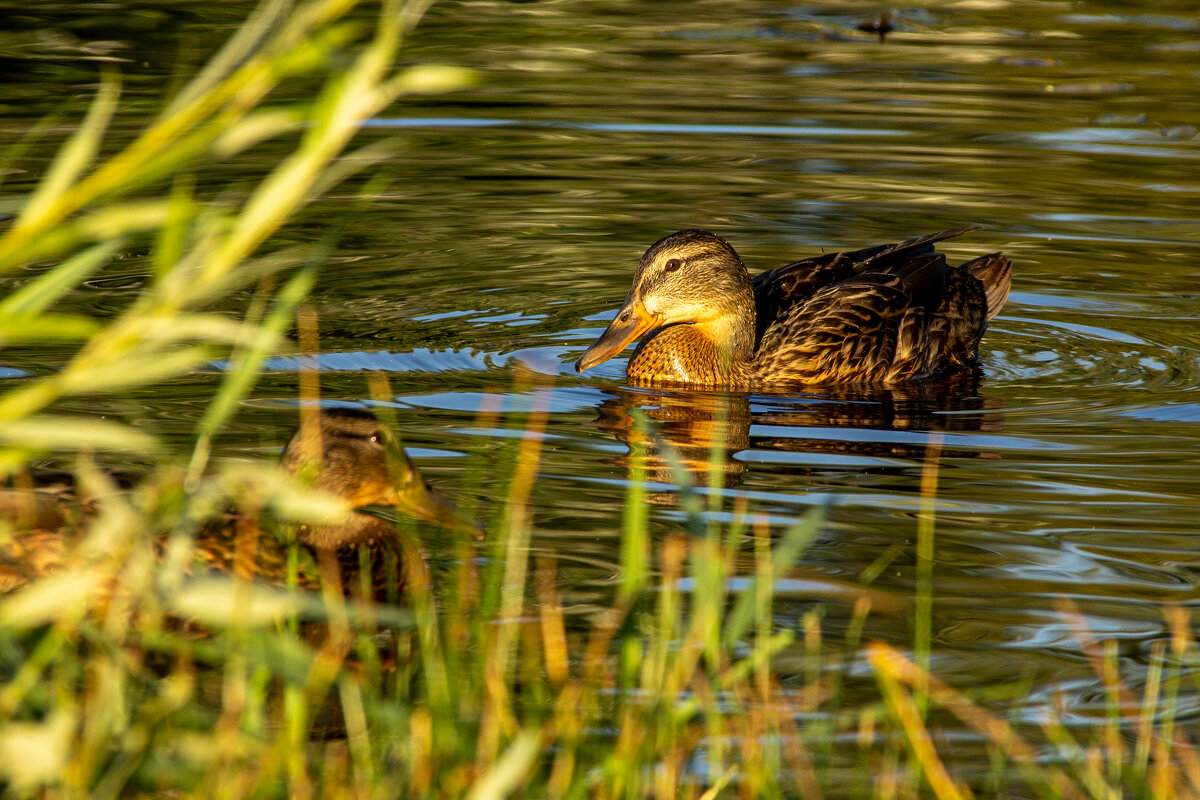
[1,1,1200,798]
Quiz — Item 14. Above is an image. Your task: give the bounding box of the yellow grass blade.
[16,72,120,230]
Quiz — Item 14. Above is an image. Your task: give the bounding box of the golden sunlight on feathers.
[575,228,1012,389]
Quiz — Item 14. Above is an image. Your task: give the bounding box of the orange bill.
[575,298,657,372]
[378,444,485,539]
[389,478,484,539]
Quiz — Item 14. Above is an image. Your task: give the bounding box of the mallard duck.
[575,227,1012,389]
[280,408,480,550]
[0,408,480,594]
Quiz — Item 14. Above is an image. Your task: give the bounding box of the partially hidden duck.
[575,227,1012,389]
[0,408,481,594]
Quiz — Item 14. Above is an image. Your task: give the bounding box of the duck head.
[281,408,481,550]
[574,230,756,373]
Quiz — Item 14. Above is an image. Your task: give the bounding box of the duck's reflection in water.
[590,371,1004,501]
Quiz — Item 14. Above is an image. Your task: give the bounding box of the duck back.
[749,228,1012,386]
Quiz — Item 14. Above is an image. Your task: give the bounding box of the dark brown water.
[3,0,1200,781]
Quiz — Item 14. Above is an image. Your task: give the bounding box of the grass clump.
[0,0,468,793]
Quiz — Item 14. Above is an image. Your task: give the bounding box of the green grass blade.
[0,315,100,345]
[12,201,171,268]
[723,505,824,649]
[0,415,160,455]
[0,239,124,319]
[153,175,195,280]
[58,344,213,395]
[0,2,357,270]
[620,408,650,604]
[159,0,291,121]
[15,71,120,233]
[187,265,317,482]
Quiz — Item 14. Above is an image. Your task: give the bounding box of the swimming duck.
[0,408,480,593]
[575,227,1012,389]
[280,408,480,551]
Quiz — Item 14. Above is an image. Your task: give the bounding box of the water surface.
[3,0,1200,782]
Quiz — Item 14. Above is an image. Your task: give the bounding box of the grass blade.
[0,239,124,319]
[14,71,120,234]
[723,506,824,649]
[187,265,318,482]
[0,315,100,345]
[0,415,160,455]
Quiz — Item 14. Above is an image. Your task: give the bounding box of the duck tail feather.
[965,253,1012,320]
[865,225,985,268]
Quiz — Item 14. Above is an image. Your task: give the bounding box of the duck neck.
[298,511,397,552]
[628,308,757,388]
[693,309,756,365]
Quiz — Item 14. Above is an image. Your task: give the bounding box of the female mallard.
[575,227,1012,389]
[0,409,480,594]
[280,408,480,552]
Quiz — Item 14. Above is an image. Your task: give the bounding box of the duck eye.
[664,259,682,273]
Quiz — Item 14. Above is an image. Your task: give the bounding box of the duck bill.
[575,300,657,372]
[384,480,484,539]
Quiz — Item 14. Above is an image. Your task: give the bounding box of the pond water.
[4,0,1200,785]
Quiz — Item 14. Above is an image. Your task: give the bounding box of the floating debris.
[1044,81,1134,94]
[857,11,894,42]
[1160,124,1198,140]
[1092,114,1149,125]
[997,57,1061,67]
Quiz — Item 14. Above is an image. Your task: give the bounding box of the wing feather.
[751,226,980,342]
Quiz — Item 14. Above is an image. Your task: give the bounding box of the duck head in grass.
[0,408,481,593]
[281,407,483,550]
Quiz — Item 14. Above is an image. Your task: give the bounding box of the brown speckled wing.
[754,275,917,384]
[751,227,982,344]
[752,250,864,343]
[935,268,990,369]
[192,518,406,599]
[752,246,969,386]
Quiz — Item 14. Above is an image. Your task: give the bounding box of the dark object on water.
[857,12,894,42]
[575,227,1012,390]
